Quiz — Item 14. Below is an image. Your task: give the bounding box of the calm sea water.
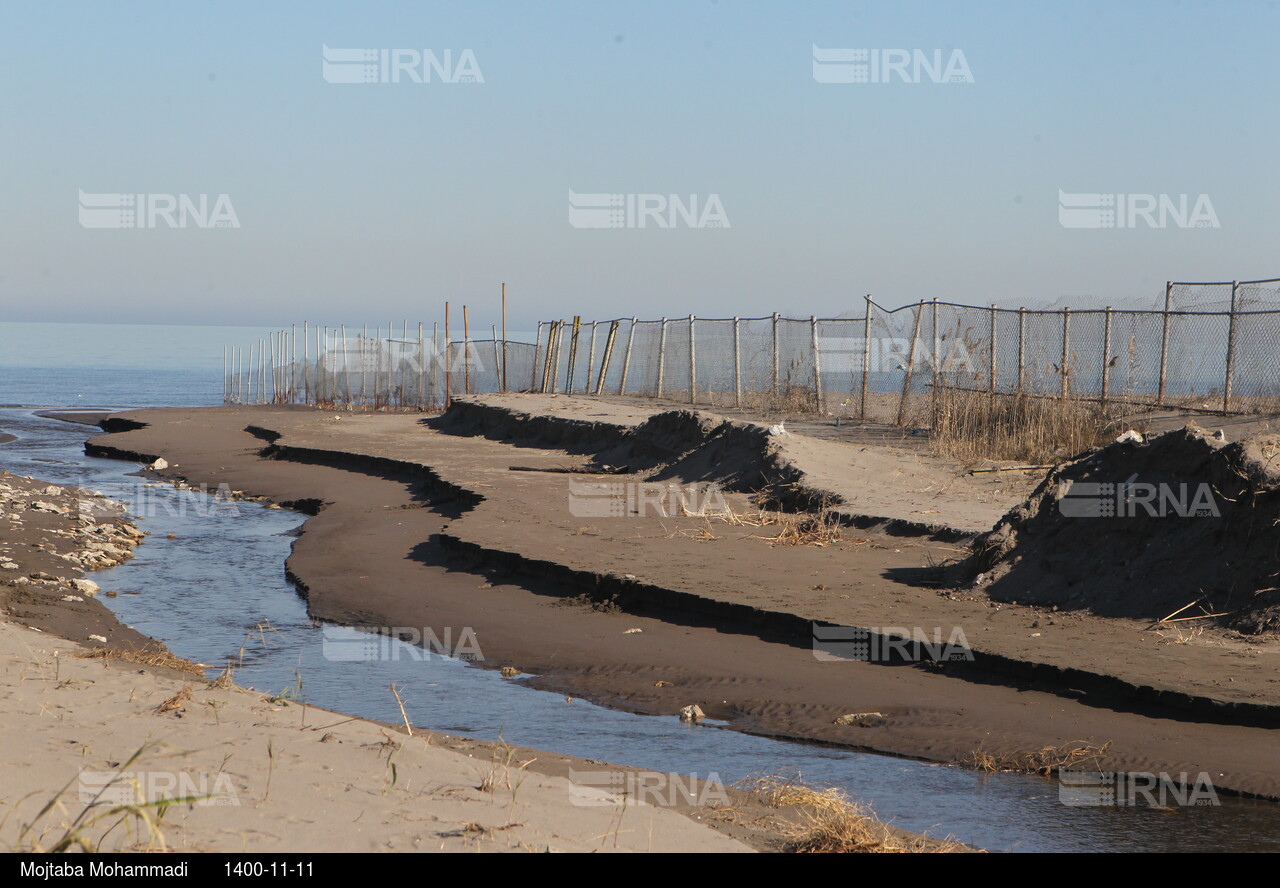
[0,321,277,409]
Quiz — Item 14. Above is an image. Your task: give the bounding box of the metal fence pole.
[1101,306,1112,410]
[1157,281,1172,406]
[656,317,668,399]
[896,302,924,426]
[733,316,742,408]
[303,321,310,405]
[861,296,872,420]
[1060,307,1071,400]
[810,315,822,413]
[442,310,450,407]
[689,314,697,404]
[316,325,324,405]
[619,318,637,395]
[771,312,780,395]
[431,323,439,408]
[358,324,368,406]
[462,312,471,397]
[1016,307,1026,393]
[1224,280,1240,413]
[931,298,941,399]
[533,321,545,391]
[988,305,998,393]
[492,326,501,395]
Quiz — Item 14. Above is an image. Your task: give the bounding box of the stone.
[70,579,100,597]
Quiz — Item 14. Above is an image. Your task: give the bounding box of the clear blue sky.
[2,0,1276,330]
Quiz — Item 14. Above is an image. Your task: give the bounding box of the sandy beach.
[54,395,1280,804]
[0,423,967,853]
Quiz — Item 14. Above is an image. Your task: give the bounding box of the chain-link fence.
[223,323,538,409]
[223,278,1280,417]
[533,278,1280,421]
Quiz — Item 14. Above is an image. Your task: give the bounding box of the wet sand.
[0,464,773,852]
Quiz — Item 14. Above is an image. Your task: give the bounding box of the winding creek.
[2,406,1278,852]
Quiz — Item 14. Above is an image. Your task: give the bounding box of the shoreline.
[0,419,960,853]
[74,398,1280,802]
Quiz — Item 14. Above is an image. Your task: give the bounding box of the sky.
[2,0,1277,332]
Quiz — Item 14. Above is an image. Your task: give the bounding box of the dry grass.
[744,776,968,853]
[208,661,236,689]
[1157,624,1206,645]
[927,387,1117,464]
[3,741,204,852]
[155,684,194,714]
[703,501,847,547]
[740,361,821,417]
[74,645,204,676]
[964,740,1112,776]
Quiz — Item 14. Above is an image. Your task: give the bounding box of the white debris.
[149,458,169,471]
[70,579,100,597]
[834,712,885,726]
[679,704,706,723]
[88,634,107,644]
[1114,430,1145,444]
[767,422,790,437]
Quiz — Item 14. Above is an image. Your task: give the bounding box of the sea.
[0,321,264,410]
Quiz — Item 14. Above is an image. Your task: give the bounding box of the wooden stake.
[501,282,508,393]
[463,305,471,395]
